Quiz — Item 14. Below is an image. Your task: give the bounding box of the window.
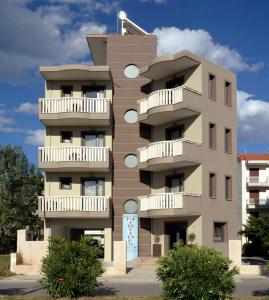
[82,178,104,196]
[61,131,72,143]
[124,64,139,79]
[208,74,216,99]
[225,176,232,200]
[62,85,73,97]
[166,174,184,193]
[225,128,232,153]
[209,173,216,198]
[82,132,104,147]
[124,199,138,214]
[165,75,185,89]
[82,86,105,98]
[165,125,184,140]
[213,222,226,242]
[124,154,138,168]
[60,177,72,190]
[209,123,216,149]
[124,110,138,123]
[225,81,232,106]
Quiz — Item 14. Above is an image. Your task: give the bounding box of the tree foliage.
[240,215,269,257]
[40,237,104,299]
[0,145,43,253]
[156,242,238,300]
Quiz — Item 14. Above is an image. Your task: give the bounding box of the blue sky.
[1,0,269,164]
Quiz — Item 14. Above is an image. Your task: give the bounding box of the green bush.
[40,236,103,299]
[156,242,238,300]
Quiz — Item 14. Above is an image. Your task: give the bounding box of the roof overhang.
[40,65,111,81]
[86,34,107,66]
[140,50,201,80]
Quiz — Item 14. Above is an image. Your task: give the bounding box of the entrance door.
[83,132,104,147]
[250,190,259,205]
[82,178,104,196]
[165,222,187,249]
[165,125,184,141]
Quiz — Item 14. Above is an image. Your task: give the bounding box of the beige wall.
[152,65,202,93]
[45,172,112,197]
[44,80,113,100]
[152,115,202,144]
[151,165,202,195]
[44,126,112,149]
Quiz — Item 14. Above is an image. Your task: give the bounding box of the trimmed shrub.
[156,242,238,300]
[40,236,103,299]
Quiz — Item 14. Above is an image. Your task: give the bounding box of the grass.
[0,254,12,278]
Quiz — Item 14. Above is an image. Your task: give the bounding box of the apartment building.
[238,154,269,244]
[37,12,241,263]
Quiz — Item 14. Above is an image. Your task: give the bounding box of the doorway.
[165,221,187,249]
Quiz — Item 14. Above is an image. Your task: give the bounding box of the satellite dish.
[118,10,127,20]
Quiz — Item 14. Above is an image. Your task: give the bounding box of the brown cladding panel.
[107,35,157,256]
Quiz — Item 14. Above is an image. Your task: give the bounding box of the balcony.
[38,196,111,218]
[247,198,269,210]
[138,192,201,218]
[138,86,201,125]
[38,146,110,172]
[138,138,201,171]
[39,97,111,126]
[247,176,269,188]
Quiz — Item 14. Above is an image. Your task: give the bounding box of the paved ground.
[1,258,269,297]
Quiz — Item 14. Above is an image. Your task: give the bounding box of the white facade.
[239,156,269,245]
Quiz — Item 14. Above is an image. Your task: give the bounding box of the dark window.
[209,173,216,198]
[166,125,184,140]
[82,178,104,196]
[214,222,226,242]
[82,86,105,98]
[166,174,184,193]
[81,132,105,147]
[225,81,232,106]
[225,176,232,200]
[225,128,232,153]
[61,131,72,143]
[140,170,151,186]
[60,177,72,190]
[61,85,73,97]
[165,75,185,89]
[209,123,216,149]
[209,74,216,99]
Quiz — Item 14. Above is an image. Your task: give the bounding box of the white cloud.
[140,0,167,4]
[25,129,45,146]
[16,102,38,115]
[153,27,263,72]
[237,91,269,143]
[0,0,108,84]
[0,108,14,126]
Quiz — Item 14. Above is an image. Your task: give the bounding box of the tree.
[0,145,43,253]
[156,242,238,300]
[40,237,104,299]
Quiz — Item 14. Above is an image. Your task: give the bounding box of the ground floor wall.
[46,218,112,262]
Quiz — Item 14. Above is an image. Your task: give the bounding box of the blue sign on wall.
[122,214,138,261]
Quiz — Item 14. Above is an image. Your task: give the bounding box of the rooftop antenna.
[118,11,148,36]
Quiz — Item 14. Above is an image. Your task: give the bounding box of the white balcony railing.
[138,86,184,114]
[39,196,109,212]
[247,198,269,207]
[138,138,200,163]
[39,146,108,162]
[139,192,201,211]
[39,97,110,114]
[247,176,269,185]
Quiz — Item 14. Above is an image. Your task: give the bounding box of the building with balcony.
[36,12,240,264]
[238,154,269,244]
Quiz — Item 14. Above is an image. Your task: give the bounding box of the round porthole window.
[124,154,138,168]
[124,109,138,123]
[124,199,138,214]
[124,64,139,79]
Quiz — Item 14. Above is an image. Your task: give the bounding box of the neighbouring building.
[238,154,269,245]
[34,12,241,264]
